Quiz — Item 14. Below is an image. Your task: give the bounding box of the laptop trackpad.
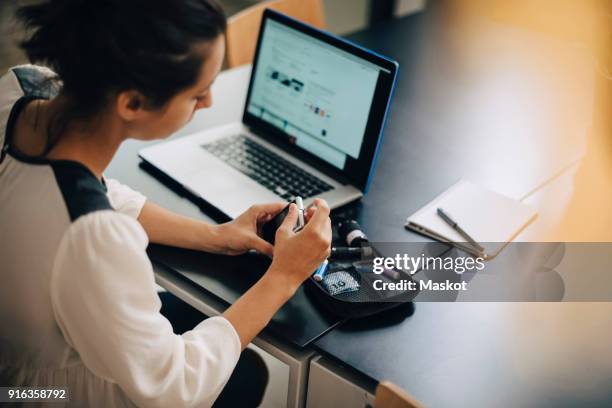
[187,164,280,218]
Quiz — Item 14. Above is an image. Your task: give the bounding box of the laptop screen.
[246,19,385,170]
[243,10,398,192]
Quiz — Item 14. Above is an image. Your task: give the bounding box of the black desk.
[342,5,593,244]
[314,302,612,407]
[312,6,611,408]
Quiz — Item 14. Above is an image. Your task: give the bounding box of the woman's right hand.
[267,198,332,292]
[223,199,332,348]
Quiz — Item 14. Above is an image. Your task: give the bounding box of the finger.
[305,199,330,230]
[324,218,333,240]
[276,203,298,238]
[251,202,287,221]
[308,198,328,212]
[257,214,273,236]
[257,212,275,228]
[319,218,333,248]
[250,236,274,258]
[305,206,316,222]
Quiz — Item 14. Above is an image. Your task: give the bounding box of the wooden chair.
[225,0,326,69]
[375,381,424,408]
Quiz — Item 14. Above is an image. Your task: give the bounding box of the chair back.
[375,381,424,408]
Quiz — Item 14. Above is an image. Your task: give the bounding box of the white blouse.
[0,65,241,407]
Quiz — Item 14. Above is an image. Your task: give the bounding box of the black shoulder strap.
[51,161,113,222]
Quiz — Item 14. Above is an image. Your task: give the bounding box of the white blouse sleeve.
[50,211,241,408]
[104,178,147,218]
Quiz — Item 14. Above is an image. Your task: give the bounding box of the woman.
[0,0,331,406]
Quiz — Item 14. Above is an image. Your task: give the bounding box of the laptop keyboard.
[202,134,333,201]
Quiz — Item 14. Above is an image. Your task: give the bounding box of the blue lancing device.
[313,259,329,282]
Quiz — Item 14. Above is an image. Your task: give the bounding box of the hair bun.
[18,1,95,75]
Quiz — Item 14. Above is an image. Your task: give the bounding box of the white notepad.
[405,180,538,259]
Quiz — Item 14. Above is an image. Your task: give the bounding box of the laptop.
[139,9,399,219]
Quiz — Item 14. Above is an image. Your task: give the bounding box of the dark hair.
[16,0,226,152]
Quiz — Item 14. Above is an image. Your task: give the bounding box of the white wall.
[394,0,426,17]
[323,0,370,34]
[222,0,427,35]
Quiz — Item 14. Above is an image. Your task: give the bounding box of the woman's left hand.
[215,202,286,257]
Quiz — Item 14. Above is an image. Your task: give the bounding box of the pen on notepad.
[436,208,485,252]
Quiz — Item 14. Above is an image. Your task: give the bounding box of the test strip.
[296,196,305,229]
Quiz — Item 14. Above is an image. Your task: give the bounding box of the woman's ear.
[116,90,146,121]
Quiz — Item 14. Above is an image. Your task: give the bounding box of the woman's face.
[129,35,226,140]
